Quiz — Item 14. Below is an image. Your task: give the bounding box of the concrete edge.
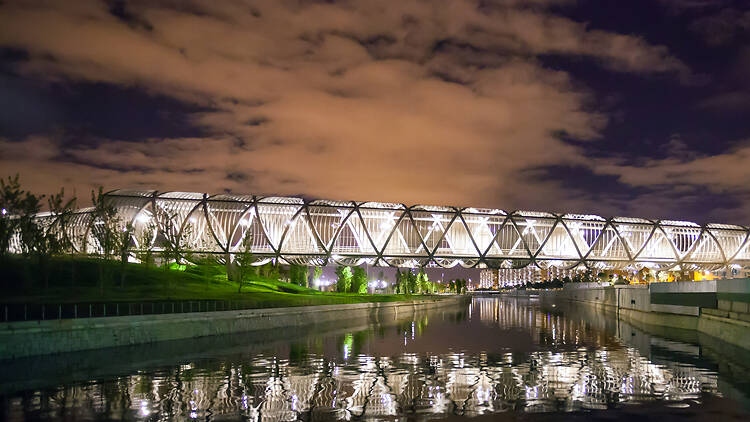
[0,297,468,359]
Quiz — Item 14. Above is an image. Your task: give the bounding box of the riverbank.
[502,279,750,350]
[0,257,412,308]
[0,296,468,359]
[0,299,467,394]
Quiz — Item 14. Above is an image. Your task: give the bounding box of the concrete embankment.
[507,279,750,350]
[0,297,467,359]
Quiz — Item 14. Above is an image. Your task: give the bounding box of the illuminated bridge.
[25,190,750,271]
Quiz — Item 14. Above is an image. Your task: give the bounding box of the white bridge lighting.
[13,189,750,271]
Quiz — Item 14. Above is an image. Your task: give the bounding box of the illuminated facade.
[478,270,497,289]
[18,189,750,270]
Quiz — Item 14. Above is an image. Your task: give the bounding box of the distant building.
[480,267,544,288]
[479,270,498,289]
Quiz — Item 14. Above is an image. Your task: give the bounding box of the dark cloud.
[0,0,748,225]
[689,7,750,45]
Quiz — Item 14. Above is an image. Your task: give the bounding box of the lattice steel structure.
[19,189,750,270]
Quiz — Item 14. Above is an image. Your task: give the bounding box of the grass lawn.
[0,257,433,308]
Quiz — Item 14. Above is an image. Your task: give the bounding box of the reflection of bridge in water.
[20,190,750,270]
[4,299,720,421]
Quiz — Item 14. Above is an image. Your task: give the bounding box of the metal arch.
[530,217,561,263]
[579,218,612,262]
[556,215,587,269]
[654,221,684,266]
[223,196,258,252]
[627,221,659,262]
[376,205,410,260]
[427,208,460,259]
[725,227,750,263]
[116,192,156,251]
[607,218,636,263]
[478,214,511,262]
[171,194,209,252]
[199,194,228,254]
[275,202,310,257]
[302,202,331,256]
[126,192,157,229]
[353,204,387,266]
[410,209,456,269]
[20,190,750,270]
[703,226,728,265]
[252,197,283,257]
[670,225,703,267]
[404,205,433,262]
[505,211,537,266]
[323,201,358,255]
[456,209,484,268]
[681,226,724,266]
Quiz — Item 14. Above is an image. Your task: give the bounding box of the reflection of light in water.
[139,400,150,417]
[4,298,726,422]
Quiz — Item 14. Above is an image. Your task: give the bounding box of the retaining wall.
[0,297,466,359]
[510,279,750,350]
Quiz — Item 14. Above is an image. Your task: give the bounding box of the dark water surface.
[1,297,749,421]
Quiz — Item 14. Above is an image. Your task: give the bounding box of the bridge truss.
[19,190,750,271]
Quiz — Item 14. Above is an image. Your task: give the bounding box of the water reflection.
[2,298,742,421]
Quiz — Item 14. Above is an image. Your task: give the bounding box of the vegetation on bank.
[0,175,464,307]
[0,256,423,306]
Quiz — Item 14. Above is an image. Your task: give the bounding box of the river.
[1,296,749,421]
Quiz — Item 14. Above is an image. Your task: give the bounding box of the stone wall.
[0,297,467,359]
[509,279,750,350]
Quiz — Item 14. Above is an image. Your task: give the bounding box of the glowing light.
[13,189,750,273]
[343,333,353,359]
[140,401,150,417]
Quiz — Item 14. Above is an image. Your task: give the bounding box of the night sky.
[1,0,749,225]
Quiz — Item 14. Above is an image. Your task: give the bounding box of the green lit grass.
[0,257,425,307]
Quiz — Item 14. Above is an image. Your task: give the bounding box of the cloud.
[589,140,750,222]
[597,143,750,191]
[698,91,750,111]
[689,7,750,45]
[5,0,744,225]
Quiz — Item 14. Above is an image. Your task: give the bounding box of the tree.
[48,188,77,286]
[313,266,323,288]
[289,264,309,287]
[352,266,367,294]
[116,223,134,287]
[154,205,193,268]
[258,262,271,278]
[21,191,59,289]
[234,233,256,292]
[90,187,121,290]
[335,265,352,293]
[406,270,417,294]
[417,269,429,294]
[135,221,156,269]
[394,268,403,294]
[459,279,467,294]
[268,260,281,281]
[0,175,25,259]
